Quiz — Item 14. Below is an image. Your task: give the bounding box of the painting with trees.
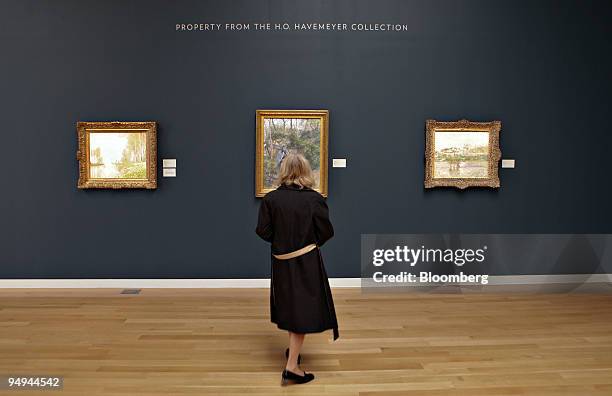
[424,119,501,189]
[433,131,489,178]
[77,121,157,189]
[255,110,328,197]
[89,132,147,179]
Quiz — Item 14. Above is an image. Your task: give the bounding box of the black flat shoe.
[281,369,315,386]
[285,348,301,364]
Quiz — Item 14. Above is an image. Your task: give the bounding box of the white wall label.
[501,159,515,168]
[163,168,176,177]
[332,158,347,168]
[163,159,177,168]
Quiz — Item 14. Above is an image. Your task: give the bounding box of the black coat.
[256,184,339,340]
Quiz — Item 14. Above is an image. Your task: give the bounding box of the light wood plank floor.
[1,289,612,395]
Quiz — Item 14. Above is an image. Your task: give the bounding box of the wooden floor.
[1,289,612,395]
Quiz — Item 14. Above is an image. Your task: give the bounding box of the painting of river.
[89,132,147,179]
[433,131,489,178]
[263,118,321,189]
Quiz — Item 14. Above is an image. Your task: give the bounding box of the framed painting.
[424,119,501,189]
[77,121,157,189]
[255,109,328,197]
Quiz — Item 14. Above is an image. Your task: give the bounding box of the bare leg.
[285,332,305,375]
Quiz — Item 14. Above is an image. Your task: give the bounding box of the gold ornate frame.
[424,119,501,189]
[77,121,157,189]
[255,110,329,197]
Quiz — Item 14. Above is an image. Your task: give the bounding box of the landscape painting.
[425,119,501,189]
[263,118,321,189]
[89,132,147,179]
[256,110,328,197]
[77,121,157,189]
[433,131,489,178]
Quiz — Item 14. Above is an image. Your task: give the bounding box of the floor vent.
[120,289,141,295]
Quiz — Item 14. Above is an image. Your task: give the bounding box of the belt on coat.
[273,244,317,260]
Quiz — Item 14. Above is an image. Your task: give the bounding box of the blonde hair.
[276,153,315,189]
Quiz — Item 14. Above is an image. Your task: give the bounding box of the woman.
[256,153,339,386]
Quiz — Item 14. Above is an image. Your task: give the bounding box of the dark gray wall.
[2,0,611,278]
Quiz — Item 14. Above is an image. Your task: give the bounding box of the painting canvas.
[425,119,501,189]
[77,121,157,189]
[89,132,147,179]
[433,131,489,178]
[256,110,328,197]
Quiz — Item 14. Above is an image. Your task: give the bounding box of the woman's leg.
[286,332,305,373]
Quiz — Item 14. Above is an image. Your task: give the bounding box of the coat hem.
[272,320,339,340]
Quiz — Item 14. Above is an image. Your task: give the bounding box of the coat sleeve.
[313,195,334,246]
[255,198,273,242]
